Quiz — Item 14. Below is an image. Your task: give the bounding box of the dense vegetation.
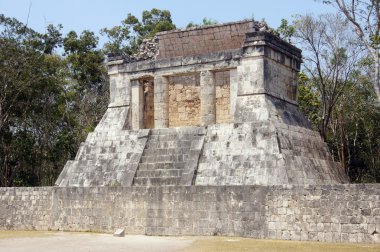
[0,9,175,186]
[0,3,379,186]
[277,0,380,182]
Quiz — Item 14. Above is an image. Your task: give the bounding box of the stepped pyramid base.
[56,118,347,187]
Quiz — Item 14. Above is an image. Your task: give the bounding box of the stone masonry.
[1,185,379,243]
[1,20,378,244]
[56,19,347,187]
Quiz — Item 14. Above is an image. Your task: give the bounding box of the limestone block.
[109,73,131,107]
[168,74,201,127]
[131,80,143,130]
[94,107,130,132]
[237,58,264,96]
[199,70,215,126]
[263,58,297,101]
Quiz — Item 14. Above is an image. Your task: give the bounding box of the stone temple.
[56,20,347,187]
[1,20,379,244]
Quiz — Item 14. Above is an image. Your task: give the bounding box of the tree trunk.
[374,49,380,103]
[338,108,347,174]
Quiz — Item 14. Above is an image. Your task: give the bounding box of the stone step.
[140,148,186,156]
[76,143,139,157]
[137,162,186,170]
[140,154,189,164]
[133,177,181,186]
[131,126,205,187]
[136,169,182,178]
[145,141,192,149]
[148,132,195,138]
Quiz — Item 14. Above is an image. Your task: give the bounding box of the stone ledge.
[118,49,242,74]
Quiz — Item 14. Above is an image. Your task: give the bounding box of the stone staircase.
[133,127,205,186]
[55,129,149,187]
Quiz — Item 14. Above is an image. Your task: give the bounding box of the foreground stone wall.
[1,185,379,243]
[0,187,53,230]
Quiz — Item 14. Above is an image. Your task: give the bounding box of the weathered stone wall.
[0,187,53,230]
[196,122,346,186]
[55,129,150,187]
[215,71,231,124]
[168,74,201,127]
[265,184,380,243]
[157,20,253,59]
[234,94,311,127]
[108,66,131,108]
[1,185,379,243]
[261,59,297,102]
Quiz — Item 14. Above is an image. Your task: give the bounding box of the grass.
[0,231,54,239]
[178,236,380,252]
[0,231,379,252]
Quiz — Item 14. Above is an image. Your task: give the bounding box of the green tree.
[64,30,106,92]
[276,19,295,42]
[294,13,363,140]
[186,17,219,28]
[101,9,176,56]
[100,14,137,55]
[0,15,109,186]
[297,72,321,128]
[134,9,176,39]
[63,30,109,136]
[321,0,380,103]
[296,13,380,182]
[0,14,72,186]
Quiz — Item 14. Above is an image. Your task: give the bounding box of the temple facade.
[55,20,348,187]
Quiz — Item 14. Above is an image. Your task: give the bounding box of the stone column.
[200,70,216,126]
[229,68,238,122]
[96,62,132,131]
[154,75,169,128]
[131,79,143,130]
[109,73,131,108]
[234,57,267,123]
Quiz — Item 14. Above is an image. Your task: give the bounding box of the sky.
[1,0,335,46]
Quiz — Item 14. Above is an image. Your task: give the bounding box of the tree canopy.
[320,0,380,103]
[293,13,380,182]
[101,8,176,56]
[0,14,108,186]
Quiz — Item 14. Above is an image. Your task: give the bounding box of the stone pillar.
[229,68,238,122]
[234,57,267,123]
[131,80,143,130]
[200,70,215,126]
[96,61,131,131]
[109,72,131,108]
[236,58,265,96]
[154,75,169,128]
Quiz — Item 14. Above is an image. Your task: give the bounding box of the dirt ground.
[0,231,379,252]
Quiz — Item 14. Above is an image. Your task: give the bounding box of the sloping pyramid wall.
[56,98,347,187]
[196,122,346,186]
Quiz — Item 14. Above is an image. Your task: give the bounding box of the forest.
[0,1,379,187]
